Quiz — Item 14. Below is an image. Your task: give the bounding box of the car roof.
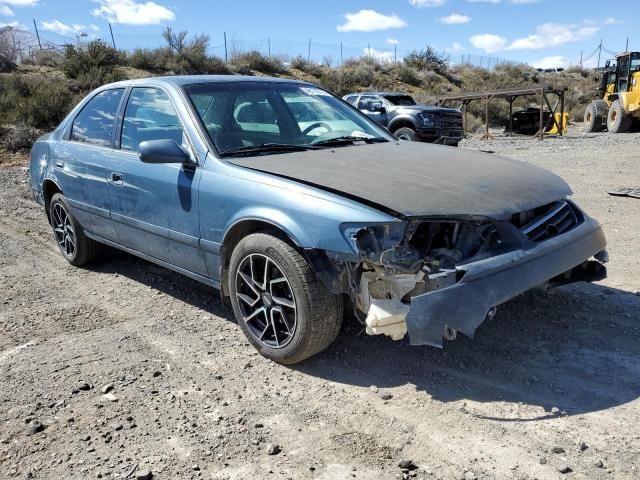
[100,75,311,90]
[350,92,410,97]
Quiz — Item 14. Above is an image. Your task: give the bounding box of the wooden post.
[340,42,343,65]
[508,97,514,135]
[463,102,467,136]
[559,90,565,136]
[307,38,311,62]
[224,32,228,62]
[539,88,544,140]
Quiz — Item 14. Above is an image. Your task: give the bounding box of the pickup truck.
[343,92,464,146]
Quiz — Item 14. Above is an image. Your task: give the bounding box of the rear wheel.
[607,100,632,133]
[394,127,418,141]
[49,193,101,266]
[229,233,342,364]
[583,102,603,132]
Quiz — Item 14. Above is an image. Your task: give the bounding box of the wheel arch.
[388,115,418,133]
[42,178,63,222]
[218,215,309,298]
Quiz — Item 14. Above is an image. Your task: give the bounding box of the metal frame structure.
[437,85,568,140]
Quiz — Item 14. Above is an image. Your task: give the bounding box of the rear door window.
[70,89,124,147]
[120,87,184,152]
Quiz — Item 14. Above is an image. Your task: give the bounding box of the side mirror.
[139,139,191,164]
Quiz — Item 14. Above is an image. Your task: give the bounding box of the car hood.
[226,141,572,219]
[391,105,459,114]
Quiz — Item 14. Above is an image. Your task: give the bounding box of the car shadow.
[297,282,640,421]
[91,251,640,421]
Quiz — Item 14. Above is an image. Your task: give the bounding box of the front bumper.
[416,127,464,145]
[406,216,607,347]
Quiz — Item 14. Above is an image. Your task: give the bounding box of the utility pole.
[367,43,370,60]
[597,38,602,69]
[108,22,116,49]
[32,18,42,51]
[223,32,228,62]
[580,50,583,68]
[394,44,397,63]
[267,37,270,57]
[340,42,343,65]
[307,37,311,62]
[626,37,629,52]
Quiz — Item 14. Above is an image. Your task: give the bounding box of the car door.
[49,88,125,242]
[357,95,388,126]
[107,86,207,276]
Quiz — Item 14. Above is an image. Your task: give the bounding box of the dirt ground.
[1,128,639,480]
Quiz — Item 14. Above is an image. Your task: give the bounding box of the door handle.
[111,172,123,185]
[55,161,64,168]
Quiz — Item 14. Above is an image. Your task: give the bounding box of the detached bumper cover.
[406,217,607,347]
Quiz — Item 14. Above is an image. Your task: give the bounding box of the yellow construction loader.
[584,51,640,133]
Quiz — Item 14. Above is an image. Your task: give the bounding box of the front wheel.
[607,100,632,133]
[583,102,603,132]
[229,233,342,364]
[394,127,418,141]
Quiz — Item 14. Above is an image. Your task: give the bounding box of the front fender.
[388,114,419,131]
[223,207,311,249]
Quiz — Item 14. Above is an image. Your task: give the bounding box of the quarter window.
[70,89,124,147]
[121,87,184,152]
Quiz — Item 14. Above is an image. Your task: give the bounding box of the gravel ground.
[1,128,639,480]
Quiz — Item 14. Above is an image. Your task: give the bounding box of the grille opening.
[512,201,581,242]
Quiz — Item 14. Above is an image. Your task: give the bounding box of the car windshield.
[183,82,391,156]
[383,95,416,106]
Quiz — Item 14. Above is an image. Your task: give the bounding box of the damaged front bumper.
[405,216,607,347]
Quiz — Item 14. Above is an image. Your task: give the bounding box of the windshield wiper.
[220,143,319,157]
[310,136,389,147]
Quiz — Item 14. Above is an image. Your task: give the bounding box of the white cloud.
[508,22,598,50]
[0,5,14,15]
[470,34,507,53]
[386,38,400,45]
[41,19,88,36]
[449,42,463,52]
[92,0,175,26]
[439,13,470,24]
[509,0,539,3]
[337,10,407,32]
[410,0,446,7]
[365,47,394,62]
[531,55,567,69]
[468,0,500,2]
[604,17,621,25]
[0,0,38,5]
[0,20,23,28]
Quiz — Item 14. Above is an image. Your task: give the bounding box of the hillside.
[0,37,598,155]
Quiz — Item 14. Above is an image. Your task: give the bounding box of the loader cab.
[613,52,640,94]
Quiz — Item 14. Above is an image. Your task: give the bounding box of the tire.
[229,233,343,364]
[394,127,419,141]
[48,193,101,267]
[583,102,603,132]
[607,100,633,133]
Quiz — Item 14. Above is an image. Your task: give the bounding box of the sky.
[1,0,638,68]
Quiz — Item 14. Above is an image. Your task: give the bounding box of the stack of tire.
[584,99,633,133]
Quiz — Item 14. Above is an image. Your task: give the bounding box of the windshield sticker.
[300,87,331,96]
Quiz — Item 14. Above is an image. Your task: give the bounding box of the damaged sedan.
[29,76,608,364]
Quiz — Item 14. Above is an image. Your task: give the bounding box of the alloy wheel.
[235,253,297,349]
[51,203,76,257]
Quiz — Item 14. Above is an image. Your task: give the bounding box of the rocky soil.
[1,128,639,480]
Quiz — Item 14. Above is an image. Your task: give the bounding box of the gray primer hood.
[227,141,572,219]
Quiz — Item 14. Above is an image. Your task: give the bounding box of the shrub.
[393,63,422,87]
[404,47,448,74]
[290,56,323,77]
[0,74,73,131]
[63,40,124,78]
[230,51,284,75]
[23,49,64,68]
[0,123,42,152]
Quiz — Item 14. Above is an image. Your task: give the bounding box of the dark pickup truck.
[344,92,464,146]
